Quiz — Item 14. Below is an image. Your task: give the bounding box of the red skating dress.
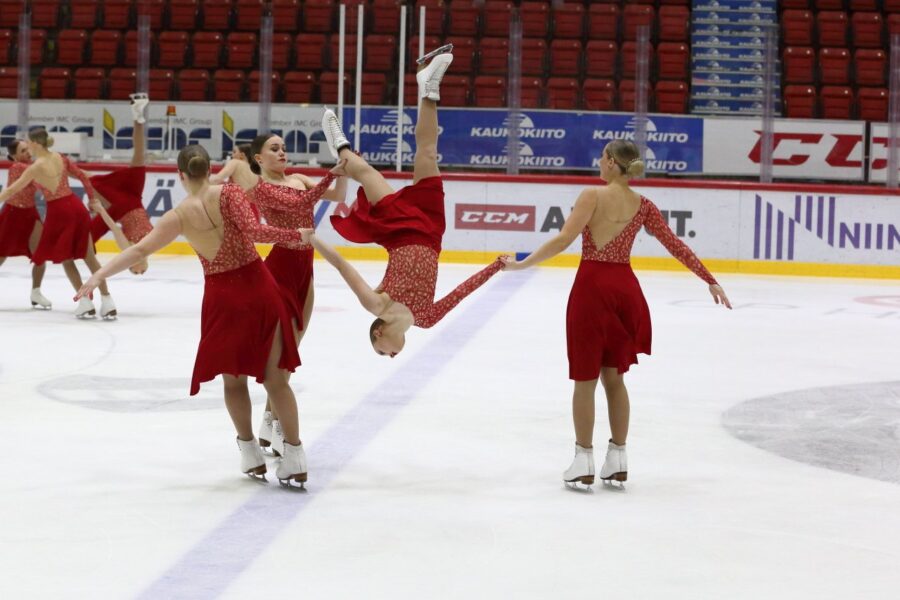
[89,166,153,244]
[253,172,335,330]
[31,155,96,264]
[567,196,718,380]
[179,184,304,395]
[331,176,502,328]
[0,162,41,259]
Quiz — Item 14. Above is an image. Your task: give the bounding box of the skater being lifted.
[302,49,505,357]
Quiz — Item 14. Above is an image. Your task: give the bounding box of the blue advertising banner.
[342,107,705,174]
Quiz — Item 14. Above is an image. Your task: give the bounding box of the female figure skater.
[207,143,251,185]
[75,145,309,487]
[501,140,732,488]
[88,93,154,276]
[0,139,51,309]
[0,129,116,319]
[305,51,504,357]
[210,132,346,456]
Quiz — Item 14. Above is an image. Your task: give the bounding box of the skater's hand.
[74,276,100,301]
[499,255,525,271]
[330,158,348,177]
[709,284,732,309]
[89,199,102,213]
[299,228,315,244]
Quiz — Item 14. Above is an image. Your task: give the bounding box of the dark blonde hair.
[6,139,24,160]
[28,128,54,149]
[177,144,211,179]
[605,140,645,178]
[248,133,277,175]
[369,318,385,344]
[236,143,251,160]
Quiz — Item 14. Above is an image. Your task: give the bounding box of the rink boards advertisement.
[2,166,897,274]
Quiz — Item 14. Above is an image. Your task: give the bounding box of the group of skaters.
[1,50,731,491]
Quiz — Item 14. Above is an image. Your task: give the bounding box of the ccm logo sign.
[748,131,863,167]
[455,204,536,231]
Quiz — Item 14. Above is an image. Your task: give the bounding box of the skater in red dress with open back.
[502,140,732,489]
[0,138,51,309]
[303,51,504,357]
[76,145,310,487]
[0,129,117,319]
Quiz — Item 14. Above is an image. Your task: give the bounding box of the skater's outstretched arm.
[301,229,387,315]
[260,171,339,211]
[220,184,303,245]
[293,171,348,203]
[0,160,41,203]
[63,155,97,200]
[0,161,37,206]
[208,158,244,185]
[502,189,596,271]
[90,199,133,252]
[75,211,182,299]
[417,258,506,328]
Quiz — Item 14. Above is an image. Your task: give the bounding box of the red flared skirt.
[31,194,91,264]
[0,204,41,258]
[330,176,445,253]
[264,245,314,331]
[90,166,149,243]
[191,259,301,395]
[566,261,652,381]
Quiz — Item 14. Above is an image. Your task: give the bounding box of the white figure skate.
[563,444,595,490]
[276,442,308,490]
[30,288,52,310]
[321,108,351,159]
[237,437,267,481]
[100,294,117,320]
[75,296,96,319]
[258,410,274,454]
[130,92,149,124]
[416,51,453,102]
[270,419,285,458]
[599,441,627,488]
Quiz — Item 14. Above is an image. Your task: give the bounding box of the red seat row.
[784,84,888,120]
[784,46,889,86]
[782,10,888,48]
[781,0,900,11]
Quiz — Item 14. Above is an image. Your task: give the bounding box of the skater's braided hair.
[605,140,645,178]
[248,133,276,175]
[28,128,54,149]
[177,144,211,179]
[6,139,24,161]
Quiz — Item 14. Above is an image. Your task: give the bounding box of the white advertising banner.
[3,167,897,269]
[704,117,867,181]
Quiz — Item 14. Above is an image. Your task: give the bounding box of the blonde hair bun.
[625,158,645,178]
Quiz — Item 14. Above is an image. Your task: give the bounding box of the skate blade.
[31,304,52,310]
[416,43,454,64]
[564,481,594,493]
[278,477,308,492]
[244,465,268,483]
[102,311,118,321]
[600,472,627,490]
[76,310,97,319]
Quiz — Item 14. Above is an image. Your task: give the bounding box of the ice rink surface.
[1,254,899,599]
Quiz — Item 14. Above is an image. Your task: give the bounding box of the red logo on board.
[455,204,536,231]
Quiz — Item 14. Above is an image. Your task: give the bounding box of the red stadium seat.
[820,86,853,119]
[28,29,48,65]
[850,0,879,9]
[858,87,888,121]
[443,36,475,75]
[136,0,165,29]
[783,46,815,84]
[169,0,199,29]
[213,69,245,102]
[521,2,549,38]
[39,67,70,99]
[57,30,88,67]
[74,67,105,100]
[781,0,810,6]
[372,0,401,34]
[70,0,99,28]
[886,0,900,12]
[365,35,397,73]
[587,3,619,41]
[655,80,688,114]
[283,71,316,103]
[90,30,122,67]
[403,73,418,105]
[124,30,156,67]
[782,10,814,46]
[226,32,257,69]
[192,32,224,69]
[31,0,60,28]
[819,47,850,85]
[272,0,300,32]
[447,1,481,37]
[479,38,509,75]
[235,0,264,31]
[618,79,636,111]
[851,12,884,48]
[178,69,210,101]
[295,34,326,71]
[550,39,582,77]
[0,0,24,28]
[519,76,543,108]
[319,71,352,104]
[0,29,11,64]
[657,42,688,81]
[623,5,655,42]
[408,35,442,71]
[149,68,175,100]
[202,0,233,30]
[415,0,447,36]
[546,77,579,109]
[249,70,282,102]
[0,66,17,97]
[342,0,368,35]
[103,0,132,29]
[327,34,358,71]
[109,67,137,100]
[658,6,689,42]
[784,84,817,118]
[440,74,470,106]
[483,1,512,37]
[814,0,844,9]
[553,2,584,39]
[855,49,886,86]
[304,0,336,33]
[586,41,617,78]
[158,31,189,68]
[271,33,292,70]
[583,79,616,111]
[473,75,505,107]
[521,38,547,77]
[360,72,387,104]
[817,11,848,47]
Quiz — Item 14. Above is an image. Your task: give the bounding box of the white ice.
[1,254,899,599]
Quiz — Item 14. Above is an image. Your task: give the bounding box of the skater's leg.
[29,222,46,288]
[600,367,630,446]
[82,240,111,297]
[297,284,314,344]
[412,99,440,184]
[262,323,301,446]
[572,379,598,449]
[223,374,254,440]
[62,260,84,291]
[131,120,145,167]
[338,147,395,204]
